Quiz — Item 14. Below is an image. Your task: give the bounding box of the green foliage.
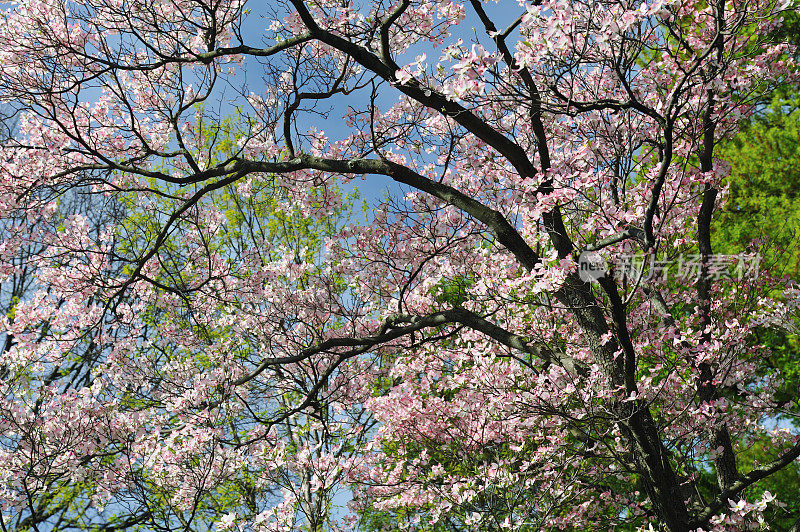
[714,96,800,279]
[714,92,800,403]
[431,275,475,307]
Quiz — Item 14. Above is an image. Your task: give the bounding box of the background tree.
[0,112,363,530]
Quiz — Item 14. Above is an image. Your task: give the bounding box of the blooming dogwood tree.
[0,0,799,530]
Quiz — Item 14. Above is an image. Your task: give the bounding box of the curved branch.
[287,0,539,181]
[233,306,565,387]
[238,154,542,271]
[690,440,800,528]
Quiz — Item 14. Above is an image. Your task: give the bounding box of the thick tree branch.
[287,0,540,181]
[238,154,542,271]
[233,306,561,387]
[690,440,800,528]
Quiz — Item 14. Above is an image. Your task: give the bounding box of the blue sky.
[227,1,524,212]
